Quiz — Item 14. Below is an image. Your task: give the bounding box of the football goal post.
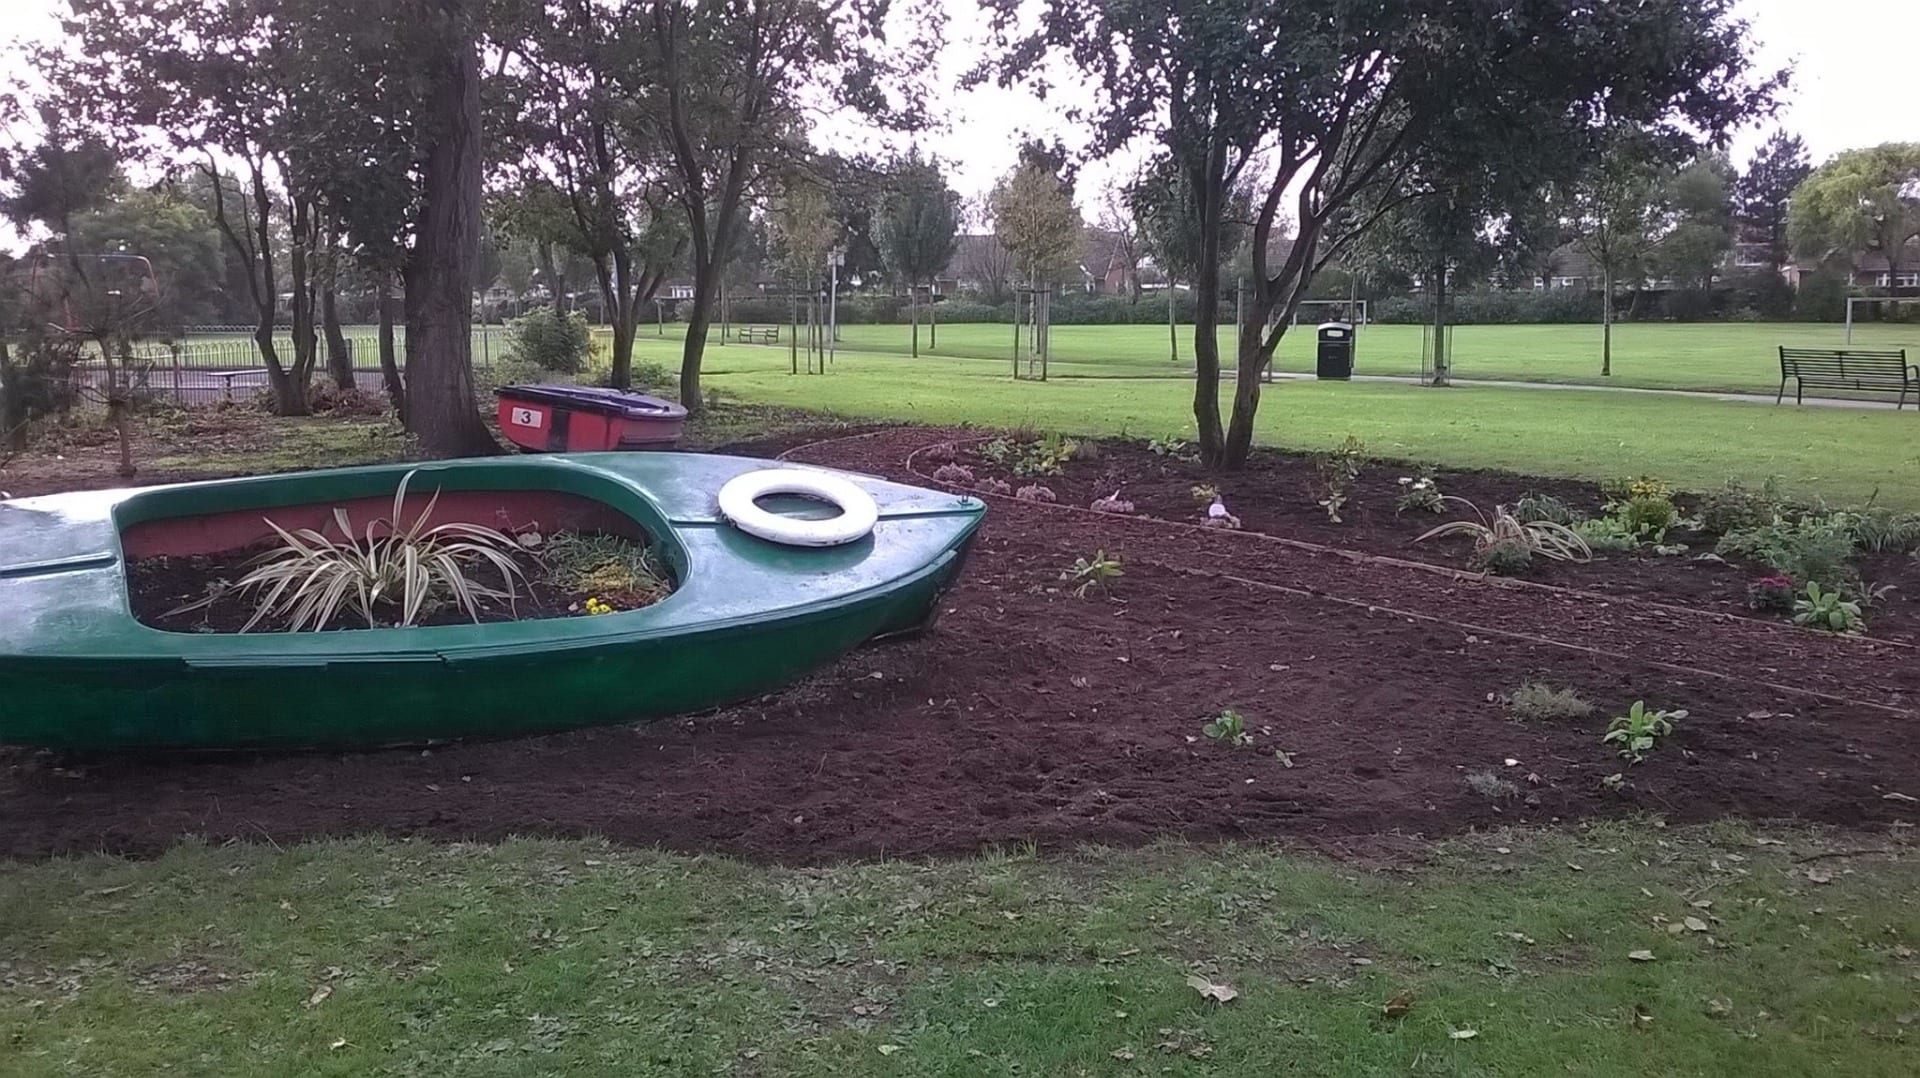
[1845,296,1920,344]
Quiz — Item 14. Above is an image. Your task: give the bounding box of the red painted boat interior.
[120,490,646,559]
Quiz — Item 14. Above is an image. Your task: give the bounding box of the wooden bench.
[1777,347,1917,408]
[737,325,780,345]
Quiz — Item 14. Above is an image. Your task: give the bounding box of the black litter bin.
[1316,322,1355,380]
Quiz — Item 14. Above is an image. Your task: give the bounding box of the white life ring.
[717,468,879,547]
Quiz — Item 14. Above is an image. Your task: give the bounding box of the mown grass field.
[5,824,1916,1077]
[609,334,1920,509]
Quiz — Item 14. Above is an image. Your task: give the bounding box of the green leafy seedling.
[1602,700,1685,764]
[1792,582,1864,634]
[1203,709,1252,747]
[1061,549,1123,597]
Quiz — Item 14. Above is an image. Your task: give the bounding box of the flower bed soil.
[2,426,1915,862]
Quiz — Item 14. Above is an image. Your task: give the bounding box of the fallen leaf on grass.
[329,1037,348,1051]
[1449,1029,1478,1040]
[1186,974,1238,1003]
[306,984,333,1008]
[877,1044,904,1056]
[1882,792,1917,803]
[1627,950,1656,962]
[1704,998,1734,1018]
[1110,1048,1136,1061]
[87,884,131,898]
[1683,917,1710,933]
[1381,992,1415,1019]
[1806,867,1833,885]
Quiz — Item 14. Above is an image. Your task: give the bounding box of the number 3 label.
[510,407,543,428]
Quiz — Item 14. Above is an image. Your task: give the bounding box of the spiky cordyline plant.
[234,470,527,632]
[1415,496,1594,563]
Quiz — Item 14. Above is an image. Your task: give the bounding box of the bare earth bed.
[2,425,1916,861]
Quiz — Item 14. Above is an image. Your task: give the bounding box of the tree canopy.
[1789,142,1920,284]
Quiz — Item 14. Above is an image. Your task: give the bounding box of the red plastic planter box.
[495,385,688,452]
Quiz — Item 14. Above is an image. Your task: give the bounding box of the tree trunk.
[0,339,23,453]
[404,2,497,458]
[1220,286,1282,469]
[538,241,568,314]
[929,297,937,350]
[1168,283,1178,362]
[378,282,405,420]
[1430,265,1451,387]
[1601,266,1614,377]
[909,287,919,358]
[287,197,320,409]
[322,280,354,390]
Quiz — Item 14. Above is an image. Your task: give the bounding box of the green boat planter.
[0,453,984,750]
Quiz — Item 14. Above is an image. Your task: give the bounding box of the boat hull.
[0,454,983,751]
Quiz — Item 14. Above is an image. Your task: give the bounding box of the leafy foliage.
[1716,515,1855,585]
[1395,470,1444,515]
[505,308,592,375]
[1745,575,1797,613]
[542,531,673,610]
[230,471,527,632]
[1061,549,1123,597]
[1313,436,1368,523]
[1604,701,1686,763]
[1698,477,1786,536]
[1792,583,1864,634]
[1471,538,1534,576]
[1513,492,1580,527]
[1201,709,1252,748]
[1847,507,1920,555]
[1572,515,1645,554]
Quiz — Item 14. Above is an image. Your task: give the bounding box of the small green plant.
[978,437,1017,467]
[544,531,674,608]
[1202,709,1252,747]
[1603,700,1685,763]
[1698,477,1786,536]
[1464,769,1519,800]
[1792,582,1864,634]
[1617,494,1679,538]
[1503,682,1596,723]
[1061,549,1124,597]
[1745,575,1796,613]
[1716,515,1855,585]
[1848,507,1920,554]
[1513,492,1579,527]
[1417,497,1593,566]
[1395,468,1445,514]
[1147,434,1191,458]
[225,470,527,632]
[1314,435,1368,523]
[1572,514,1645,554]
[1470,537,1534,575]
[1191,483,1221,505]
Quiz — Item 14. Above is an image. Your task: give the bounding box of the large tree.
[1736,130,1810,272]
[875,153,961,357]
[1651,155,1737,293]
[632,0,940,413]
[492,0,686,389]
[988,154,1081,292]
[1789,143,1920,291]
[982,0,1778,468]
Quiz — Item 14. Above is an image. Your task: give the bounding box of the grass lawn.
[4,823,1915,1076]
[616,336,1920,509]
[604,320,1920,395]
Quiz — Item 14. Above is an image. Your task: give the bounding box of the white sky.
[3,0,1917,220]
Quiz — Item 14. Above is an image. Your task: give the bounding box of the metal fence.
[62,325,506,406]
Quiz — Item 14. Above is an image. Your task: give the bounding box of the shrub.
[976,477,1013,496]
[931,463,976,486]
[1716,515,1855,585]
[1793,582,1864,634]
[504,308,592,374]
[1091,491,1135,514]
[1513,492,1580,527]
[1471,537,1535,576]
[1698,478,1785,536]
[1745,576,1796,613]
[1617,494,1678,537]
[1503,682,1596,723]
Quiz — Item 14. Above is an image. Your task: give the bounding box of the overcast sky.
[3,0,1916,219]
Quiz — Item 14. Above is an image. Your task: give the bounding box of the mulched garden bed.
[2,424,1916,863]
